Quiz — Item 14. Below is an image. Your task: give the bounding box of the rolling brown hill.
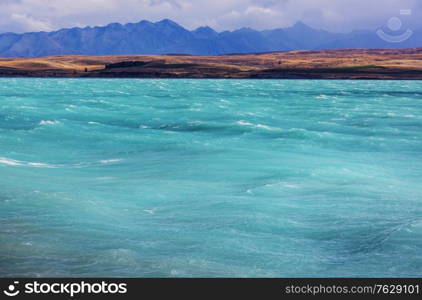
[1,48,422,79]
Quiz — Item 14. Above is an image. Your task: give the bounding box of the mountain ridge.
[0,19,421,57]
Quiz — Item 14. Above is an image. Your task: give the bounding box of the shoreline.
[1,70,421,80]
[1,76,421,80]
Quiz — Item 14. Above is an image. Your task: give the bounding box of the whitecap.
[0,157,23,166]
[256,124,275,131]
[237,120,254,127]
[65,105,76,112]
[246,189,254,195]
[28,162,56,168]
[100,159,123,164]
[237,120,280,131]
[0,157,58,168]
[39,120,61,126]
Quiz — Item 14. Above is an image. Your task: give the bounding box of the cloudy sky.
[1,0,421,34]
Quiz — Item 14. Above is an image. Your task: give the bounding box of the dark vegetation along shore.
[0,48,422,79]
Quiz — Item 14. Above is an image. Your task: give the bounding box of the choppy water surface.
[0,79,421,277]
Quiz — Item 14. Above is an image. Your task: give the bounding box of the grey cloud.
[0,0,420,34]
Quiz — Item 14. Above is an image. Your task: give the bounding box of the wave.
[0,157,58,168]
[0,157,23,166]
[236,120,281,132]
[149,121,286,136]
[88,120,287,137]
[0,157,123,168]
[39,120,61,126]
[315,94,329,100]
[236,120,254,127]
[100,159,123,164]
[153,122,243,134]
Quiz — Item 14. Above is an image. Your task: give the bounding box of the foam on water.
[100,159,123,164]
[0,157,22,166]
[0,157,57,168]
[39,120,61,126]
[0,78,421,277]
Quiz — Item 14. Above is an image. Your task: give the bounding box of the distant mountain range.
[0,19,421,57]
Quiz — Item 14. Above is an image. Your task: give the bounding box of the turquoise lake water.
[0,78,421,277]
